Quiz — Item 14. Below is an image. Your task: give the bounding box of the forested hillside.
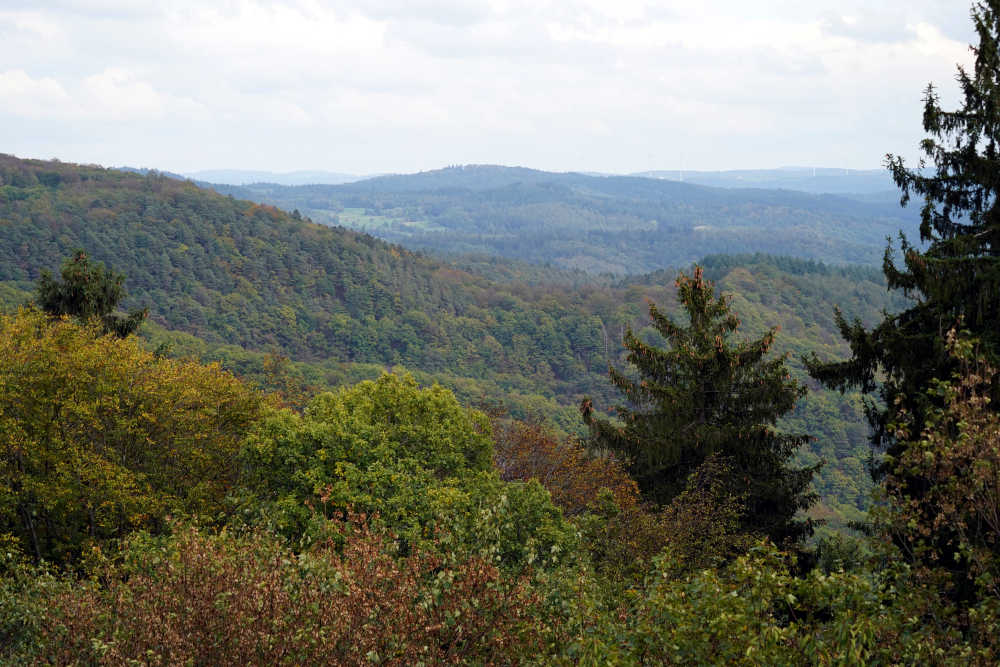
[0,154,910,527]
[207,165,920,273]
[0,142,991,659]
[8,0,1000,660]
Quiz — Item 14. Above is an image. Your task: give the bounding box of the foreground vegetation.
[3,302,1000,664]
[6,2,1000,661]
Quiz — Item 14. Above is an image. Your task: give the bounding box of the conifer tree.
[807,1,1000,476]
[582,268,817,545]
[36,250,147,337]
[807,0,1000,597]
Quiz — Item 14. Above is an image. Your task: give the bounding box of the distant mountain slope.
[211,165,919,273]
[116,166,189,180]
[0,155,909,528]
[633,167,896,195]
[339,164,554,192]
[0,155,593,374]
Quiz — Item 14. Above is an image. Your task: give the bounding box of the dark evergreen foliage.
[582,267,818,545]
[35,250,147,337]
[806,0,1000,596]
[807,0,1000,464]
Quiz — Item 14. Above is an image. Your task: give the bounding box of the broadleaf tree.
[582,267,817,546]
[881,332,1000,604]
[0,309,265,565]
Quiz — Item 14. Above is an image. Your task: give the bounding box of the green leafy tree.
[0,309,265,565]
[239,373,578,570]
[35,250,147,337]
[582,267,817,545]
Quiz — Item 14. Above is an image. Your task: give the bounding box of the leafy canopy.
[239,373,577,570]
[879,333,1000,605]
[0,309,264,565]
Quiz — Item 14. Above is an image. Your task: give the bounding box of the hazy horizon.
[7,155,893,179]
[180,162,900,194]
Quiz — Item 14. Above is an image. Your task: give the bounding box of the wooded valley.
[5,2,1000,661]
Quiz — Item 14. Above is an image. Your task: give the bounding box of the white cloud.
[0,0,979,173]
[0,69,73,117]
[822,11,914,44]
[80,68,205,120]
[0,1,162,18]
[173,2,386,59]
[352,0,493,26]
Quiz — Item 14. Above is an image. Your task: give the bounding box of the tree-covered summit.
[209,163,921,273]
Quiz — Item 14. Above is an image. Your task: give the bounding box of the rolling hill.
[0,154,911,527]
[206,164,921,274]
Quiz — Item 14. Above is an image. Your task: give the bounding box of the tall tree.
[35,250,147,337]
[806,1,1000,477]
[581,268,817,545]
[807,1,1000,598]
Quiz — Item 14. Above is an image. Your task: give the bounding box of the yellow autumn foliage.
[0,309,265,564]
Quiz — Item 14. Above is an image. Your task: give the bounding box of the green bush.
[239,372,579,570]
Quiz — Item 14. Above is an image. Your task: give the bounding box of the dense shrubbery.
[564,541,1000,664]
[2,294,1000,663]
[4,521,546,665]
[492,419,639,516]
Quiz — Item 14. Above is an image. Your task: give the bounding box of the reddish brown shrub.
[493,420,639,516]
[30,519,544,665]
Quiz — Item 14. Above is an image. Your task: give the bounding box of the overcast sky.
[0,0,978,175]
